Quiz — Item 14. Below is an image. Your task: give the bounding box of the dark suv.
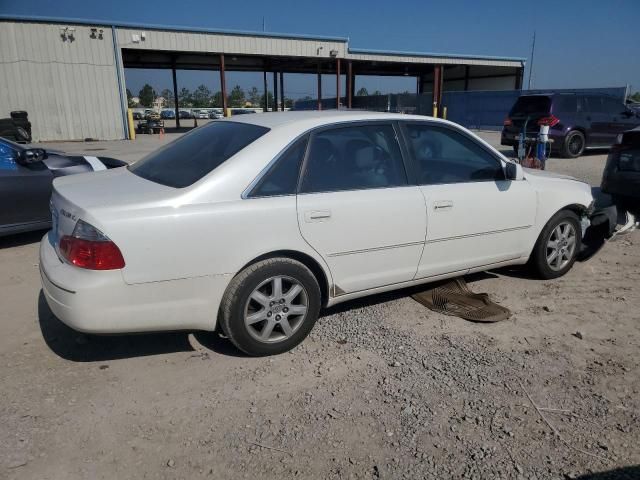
[501,93,640,158]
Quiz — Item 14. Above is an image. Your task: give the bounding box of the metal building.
[0,15,525,141]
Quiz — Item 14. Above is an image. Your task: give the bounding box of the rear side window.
[509,96,551,116]
[129,121,269,188]
[249,136,308,197]
[404,123,504,185]
[554,95,577,113]
[300,124,407,193]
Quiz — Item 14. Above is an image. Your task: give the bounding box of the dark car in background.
[0,138,126,236]
[601,127,640,215]
[179,110,193,119]
[502,93,640,158]
[161,109,176,119]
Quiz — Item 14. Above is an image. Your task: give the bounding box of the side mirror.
[621,110,634,118]
[17,148,47,166]
[505,161,524,181]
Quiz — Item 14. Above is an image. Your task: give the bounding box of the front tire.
[219,258,321,356]
[529,210,582,279]
[562,130,585,158]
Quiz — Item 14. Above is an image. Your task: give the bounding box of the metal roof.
[0,14,525,65]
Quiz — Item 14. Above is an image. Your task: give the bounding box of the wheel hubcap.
[244,276,308,343]
[569,135,584,155]
[546,221,577,271]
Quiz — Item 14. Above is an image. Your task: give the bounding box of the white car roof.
[222,110,454,130]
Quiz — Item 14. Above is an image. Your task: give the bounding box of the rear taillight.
[503,118,512,126]
[59,220,125,270]
[537,115,560,127]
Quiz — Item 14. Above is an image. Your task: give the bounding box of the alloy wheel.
[244,275,308,343]
[546,221,577,271]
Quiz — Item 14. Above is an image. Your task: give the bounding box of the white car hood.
[523,168,580,182]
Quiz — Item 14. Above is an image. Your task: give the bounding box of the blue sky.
[2,0,638,98]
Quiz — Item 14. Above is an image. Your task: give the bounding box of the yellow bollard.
[442,106,447,120]
[127,109,136,140]
[432,106,438,118]
[226,107,232,117]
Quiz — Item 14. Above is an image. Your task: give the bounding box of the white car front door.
[297,123,427,295]
[400,122,537,278]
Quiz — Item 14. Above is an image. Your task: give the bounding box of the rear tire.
[219,258,321,356]
[529,210,582,279]
[562,130,585,158]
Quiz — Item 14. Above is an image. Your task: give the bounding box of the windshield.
[509,96,552,117]
[129,121,269,188]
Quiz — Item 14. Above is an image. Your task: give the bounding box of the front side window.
[403,123,504,185]
[300,124,407,193]
[249,136,308,197]
[129,121,269,188]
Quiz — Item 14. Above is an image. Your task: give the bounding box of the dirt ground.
[1,130,638,479]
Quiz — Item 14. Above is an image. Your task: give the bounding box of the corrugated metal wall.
[0,21,125,141]
[116,28,347,59]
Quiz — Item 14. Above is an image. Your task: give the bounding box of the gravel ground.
[1,129,638,479]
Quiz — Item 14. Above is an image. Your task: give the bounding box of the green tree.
[212,91,224,108]
[229,85,246,107]
[356,87,369,96]
[178,88,192,107]
[138,84,156,107]
[259,92,275,110]
[284,97,294,108]
[629,92,640,102]
[247,86,261,106]
[160,88,174,108]
[192,84,212,107]
[372,90,383,96]
[126,88,136,107]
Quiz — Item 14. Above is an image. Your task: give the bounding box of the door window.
[249,136,308,197]
[300,124,407,193]
[403,123,504,185]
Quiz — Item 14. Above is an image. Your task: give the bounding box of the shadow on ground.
[575,465,640,480]
[0,229,46,249]
[37,291,246,361]
[37,269,532,361]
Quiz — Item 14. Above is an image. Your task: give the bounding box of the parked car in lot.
[601,126,640,215]
[161,110,176,119]
[0,137,126,236]
[179,110,192,119]
[132,111,143,120]
[42,111,597,356]
[208,111,221,119]
[136,111,164,134]
[502,93,640,158]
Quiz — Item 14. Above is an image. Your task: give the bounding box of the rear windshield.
[509,96,551,117]
[129,121,269,188]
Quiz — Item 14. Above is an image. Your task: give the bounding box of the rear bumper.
[39,233,231,333]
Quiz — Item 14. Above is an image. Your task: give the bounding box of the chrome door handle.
[434,201,453,211]
[305,210,332,222]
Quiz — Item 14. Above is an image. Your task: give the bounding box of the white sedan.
[41,111,593,355]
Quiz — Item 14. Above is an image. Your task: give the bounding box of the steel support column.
[273,71,278,112]
[263,70,268,112]
[336,58,341,110]
[219,54,228,116]
[463,65,470,91]
[346,60,353,108]
[279,70,285,111]
[432,64,443,115]
[515,66,524,90]
[172,59,180,128]
[317,62,322,111]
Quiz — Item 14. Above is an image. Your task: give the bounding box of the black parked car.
[502,93,640,158]
[0,138,126,236]
[601,127,640,216]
